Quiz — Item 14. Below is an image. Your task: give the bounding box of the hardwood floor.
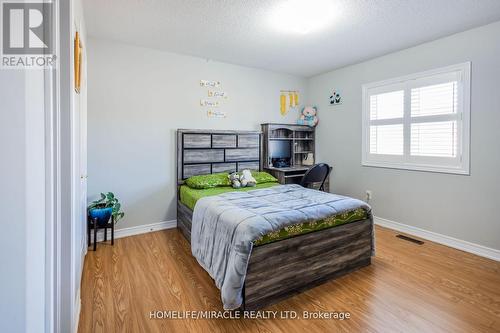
[78,226,500,333]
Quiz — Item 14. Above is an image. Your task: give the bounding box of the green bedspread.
[180,182,280,210]
[254,207,367,245]
[180,183,370,246]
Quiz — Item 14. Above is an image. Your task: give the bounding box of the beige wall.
[307,21,500,250]
[87,38,308,230]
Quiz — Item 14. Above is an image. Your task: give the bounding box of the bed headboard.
[177,129,261,184]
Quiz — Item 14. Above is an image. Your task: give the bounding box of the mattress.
[179,183,369,246]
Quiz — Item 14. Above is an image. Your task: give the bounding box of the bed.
[176,129,374,310]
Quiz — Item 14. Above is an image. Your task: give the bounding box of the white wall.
[0,71,28,333]
[87,38,308,230]
[307,21,500,250]
[0,31,50,333]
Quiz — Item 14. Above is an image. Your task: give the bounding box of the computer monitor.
[269,140,291,158]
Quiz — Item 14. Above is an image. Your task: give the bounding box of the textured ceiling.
[83,0,500,77]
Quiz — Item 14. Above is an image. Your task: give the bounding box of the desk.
[265,165,330,192]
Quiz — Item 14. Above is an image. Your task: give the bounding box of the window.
[362,62,470,174]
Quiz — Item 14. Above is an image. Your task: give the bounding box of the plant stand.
[87,215,114,251]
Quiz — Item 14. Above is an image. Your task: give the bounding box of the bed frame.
[176,129,373,310]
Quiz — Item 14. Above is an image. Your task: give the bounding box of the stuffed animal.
[228,172,241,189]
[228,170,256,188]
[240,169,256,187]
[297,106,318,127]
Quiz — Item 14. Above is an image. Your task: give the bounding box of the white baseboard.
[374,216,500,262]
[92,219,177,242]
[88,216,500,261]
[73,288,81,333]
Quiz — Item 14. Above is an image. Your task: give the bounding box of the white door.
[79,43,88,252]
[71,21,88,332]
[76,34,88,297]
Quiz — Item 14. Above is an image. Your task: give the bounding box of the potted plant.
[88,192,125,226]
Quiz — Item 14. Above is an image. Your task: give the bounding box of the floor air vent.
[396,234,424,245]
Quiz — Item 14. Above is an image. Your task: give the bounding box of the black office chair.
[300,163,331,191]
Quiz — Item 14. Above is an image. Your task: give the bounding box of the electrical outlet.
[365,190,372,202]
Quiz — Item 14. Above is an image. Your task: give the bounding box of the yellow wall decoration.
[74,31,82,93]
[280,93,287,116]
[280,90,299,116]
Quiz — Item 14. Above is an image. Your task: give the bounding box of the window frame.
[361,62,471,175]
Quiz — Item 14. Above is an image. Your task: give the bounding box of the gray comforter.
[191,184,372,310]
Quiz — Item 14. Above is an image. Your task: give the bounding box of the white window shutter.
[362,62,470,174]
[370,90,404,120]
[411,82,457,117]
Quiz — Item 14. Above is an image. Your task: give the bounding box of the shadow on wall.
[115,186,177,230]
[130,128,178,229]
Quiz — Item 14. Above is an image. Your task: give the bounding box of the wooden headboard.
[177,129,261,184]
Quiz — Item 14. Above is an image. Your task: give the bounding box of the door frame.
[45,0,77,331]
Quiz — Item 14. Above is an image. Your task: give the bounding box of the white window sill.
[361,160,470,175]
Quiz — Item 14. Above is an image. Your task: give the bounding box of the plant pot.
[89,207,113,227]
